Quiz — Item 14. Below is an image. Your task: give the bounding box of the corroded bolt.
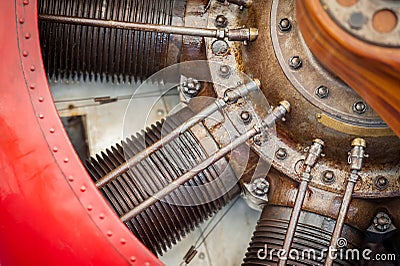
[353,101,367,114]
[215,15,228,28]
[252,178,270,197]
[289,56,302,70]
[276,148,288,160]
[316,85,329,99]
[279,18,292,32]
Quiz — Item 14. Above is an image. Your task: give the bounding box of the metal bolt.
[212,40,229,56]
[279,18,292,32]
[240,111,252,124]
[315,85,329,99]
[219,65,231,78]
[349,12,365,30]
[252,178,270,197]
[373,212,392,232]
[253,135,263,146]
[374,176,389,190]
[353,101,367,114]
[289,56,302,70]
[215,15,228,28]
[181,78,201,97]
[322,170,336,184]
[276,148,288,160]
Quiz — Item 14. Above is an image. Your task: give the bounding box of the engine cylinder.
[86,110,240,255]
[38,0,186,83]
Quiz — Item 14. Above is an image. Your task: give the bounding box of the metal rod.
[120,127,259,222]
[324,138,366,266]
[38,14,258,42]
[95,81,260,188]
[120,101,291,222]
[279,139,324,266]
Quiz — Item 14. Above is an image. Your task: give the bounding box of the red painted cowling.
[0,1,162,265]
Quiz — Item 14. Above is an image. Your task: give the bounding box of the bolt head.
[182,78,201,97]
[373,212,391,232]
[212,40,229,56]
[275,148,288,160]
[374,176,389,190]
[289,56,302,70]
[353,101,367,114]
[219,65,231,78]
[316,86,329,99]
[322,170,336,184]
[252,178,270,196]
[279,18,292,32]
[215,15,228,28]
[240,111,252,124]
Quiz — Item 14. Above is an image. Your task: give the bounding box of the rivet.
[39,114,44,119]
[87,205,93,211]
[64,158,69,163]
[120,238,126,245]
[49,128,55,133]
[30,65,35,72]
[53,147,58,152]
[25,33,31,39]
[99,213,105,219]
[107,231,113,237]
[215,15,228,28]
[130,257,136,263]
[80,186,86,192]
[38,97,44,102]
[23,0,29,5]
[29,84,35,90]
[68,176,74,182]
[19,18,25,24]
[322,170,336,184]
[353,101,367,114]
[22,50,29,57]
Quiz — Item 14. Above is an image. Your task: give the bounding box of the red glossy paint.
[0,1,162,265]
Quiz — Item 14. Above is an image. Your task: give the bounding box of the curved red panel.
[0,1,162,265]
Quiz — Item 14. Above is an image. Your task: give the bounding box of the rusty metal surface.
[321,0,400,47]
[235,0,400,198]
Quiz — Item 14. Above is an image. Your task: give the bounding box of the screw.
[349,12,365,30]
[374,176,389,190]
[322,170,336,184]
[373,212,392,232]
[212,40,229,56]
[240,111,252,124]
[353,101,367,114]
[181,78,201,97]
[215,15,228,28]
[316,85,329,99]
[289,56,302,70]
[252,178,270,197]
[275,148,288,160]
[219,65,231,78]
[279,18,292,32]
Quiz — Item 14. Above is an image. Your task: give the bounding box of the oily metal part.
[233,0,400,198]
[86,107,240,255]
[38,0,186,83]
[321,0,400,47]
[242,205,363,265]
